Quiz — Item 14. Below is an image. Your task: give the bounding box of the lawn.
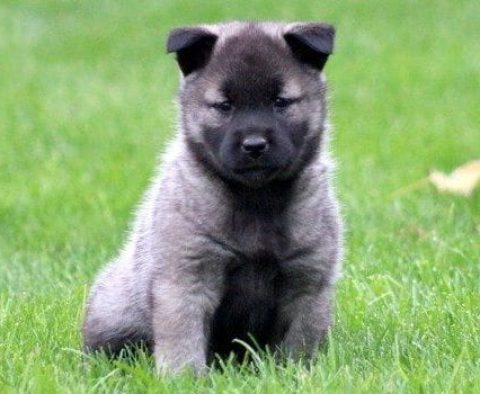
[1,0,479,392]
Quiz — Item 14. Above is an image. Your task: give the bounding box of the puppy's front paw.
[155,350,208,376]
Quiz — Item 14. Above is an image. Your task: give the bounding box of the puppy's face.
[168,22,335,188]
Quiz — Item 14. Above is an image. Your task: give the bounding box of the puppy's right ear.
[167,27,218,76]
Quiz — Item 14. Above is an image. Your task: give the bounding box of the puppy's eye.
[274,97,296,109]
[212,100,232,112]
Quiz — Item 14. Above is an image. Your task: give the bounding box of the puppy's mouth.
[232,165,278,176]
[229,165,284,188]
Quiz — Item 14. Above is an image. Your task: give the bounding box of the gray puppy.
[83,21,343,374]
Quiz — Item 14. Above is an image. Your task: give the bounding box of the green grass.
[1,0,479,392]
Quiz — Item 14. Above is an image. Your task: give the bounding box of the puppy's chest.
[225,207,290,260]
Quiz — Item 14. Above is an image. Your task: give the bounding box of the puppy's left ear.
[284,23,335,71]
[167,27,218,76]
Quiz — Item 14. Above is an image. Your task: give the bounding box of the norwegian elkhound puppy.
[83,21,343,374]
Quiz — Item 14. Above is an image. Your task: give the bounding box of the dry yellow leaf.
[429,160,480,196]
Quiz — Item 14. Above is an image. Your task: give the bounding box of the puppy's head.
[167,22,335,188]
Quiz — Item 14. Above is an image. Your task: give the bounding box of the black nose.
[241,136,268,159]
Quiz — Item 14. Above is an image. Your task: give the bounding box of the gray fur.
[83,21,343,374]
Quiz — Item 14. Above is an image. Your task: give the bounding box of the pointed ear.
[166,27,218,76]
[284,23,335,71]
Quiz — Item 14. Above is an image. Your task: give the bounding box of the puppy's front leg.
[279,287,332,360]
[151,277,219,375]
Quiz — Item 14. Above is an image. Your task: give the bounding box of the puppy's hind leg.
[83,258,153,356]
